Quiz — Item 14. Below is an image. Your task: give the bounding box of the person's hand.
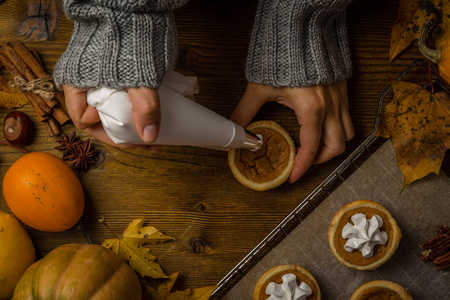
[62,85,162,151]
[230,81,354,183]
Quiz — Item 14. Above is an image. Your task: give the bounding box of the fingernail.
[143,124,158,143]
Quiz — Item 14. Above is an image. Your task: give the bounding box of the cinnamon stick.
[28,94,51,122]
[3,43,57,108]
[13,43,68,111]
[52,106,71,125]
[12,43,70,120]
[0,42,73,136]
[44,117,60,136]
[12,43,47,79]
[0,48,51,121]
[53,90,67,111]
[1,43,36,81]
[30,49,46,73]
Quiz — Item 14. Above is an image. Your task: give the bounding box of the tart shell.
[253,264,321,300]
[328,200,401,270]
[228,121,295,191]
[350,280,413,300]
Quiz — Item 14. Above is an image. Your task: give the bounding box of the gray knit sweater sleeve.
[246,0,353,87]
[53,0,188,89]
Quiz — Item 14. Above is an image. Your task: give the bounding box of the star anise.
[63,139,97,172]
[55,132,82,156]
[62,138,98,172]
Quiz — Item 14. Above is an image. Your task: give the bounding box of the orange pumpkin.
[419,19,450,84]
[12,244,142,300]
[2,152,84,232]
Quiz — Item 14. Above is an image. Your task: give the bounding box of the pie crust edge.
[228,120,295,191]
[253,264,321,300]
[349,280,413,300]
[328,199,402,270]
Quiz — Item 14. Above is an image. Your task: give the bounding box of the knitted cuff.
[54,2,181,89]
[246,0,353,87]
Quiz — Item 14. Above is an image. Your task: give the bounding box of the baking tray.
[210,59,446,299]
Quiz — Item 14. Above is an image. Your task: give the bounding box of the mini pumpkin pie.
[350,280,413,300]
[253,264,321,300]
[228,121,295,191]
[328,200,401,270]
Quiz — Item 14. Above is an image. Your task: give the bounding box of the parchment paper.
[223,141,450,299]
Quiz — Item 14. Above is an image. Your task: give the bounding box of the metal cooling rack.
[210,59,446,299]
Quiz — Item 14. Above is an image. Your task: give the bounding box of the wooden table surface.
[0,0,441,296]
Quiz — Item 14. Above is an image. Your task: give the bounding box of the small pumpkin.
[12,244,142,300]
[419,19,450,84]
[3,152,84,232]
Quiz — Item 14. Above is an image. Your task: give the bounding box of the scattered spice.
[55,131,97,172]
[420,225,450,270]
[55,132,81,155]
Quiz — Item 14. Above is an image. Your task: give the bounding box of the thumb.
[63,85,100,130]
[127,87,161,144]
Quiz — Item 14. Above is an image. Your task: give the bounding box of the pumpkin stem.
[419,19,442,64]
[76,221,94,244]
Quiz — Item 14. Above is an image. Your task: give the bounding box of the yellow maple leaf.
[389,0,442,63]
[144,272,180,300]
[0,77,28,109]
[101,217,174,279]
[165,286,217,300]
[377,80,450,188]
[123,218,175,244]
[143,271,217,300]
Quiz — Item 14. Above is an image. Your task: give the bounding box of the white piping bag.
[86,71,262,151]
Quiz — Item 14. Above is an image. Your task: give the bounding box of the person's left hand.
[230,81,354,183]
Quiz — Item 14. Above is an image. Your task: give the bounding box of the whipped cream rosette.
[342,213,388,258]
[328,200,401,270]
[266,273,312,300]
[253,264,321,300]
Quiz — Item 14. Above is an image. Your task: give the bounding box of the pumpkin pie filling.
[350,281,412,300]
[334,207,394,266]
[234,127,291,183]
[356,287,403,300]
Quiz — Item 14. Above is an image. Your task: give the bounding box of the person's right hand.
[230,81,354,183]
[63,85,162,151]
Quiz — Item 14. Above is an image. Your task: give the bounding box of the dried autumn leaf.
[123,218,175,244]
[143,271,217,300]
[102,237,168,279]
[165,286,217,300]
[144,272,180,300]
[389,0,441,62]
[0,77,28,108]
[101,218,174,279]
[377,80,450,188]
